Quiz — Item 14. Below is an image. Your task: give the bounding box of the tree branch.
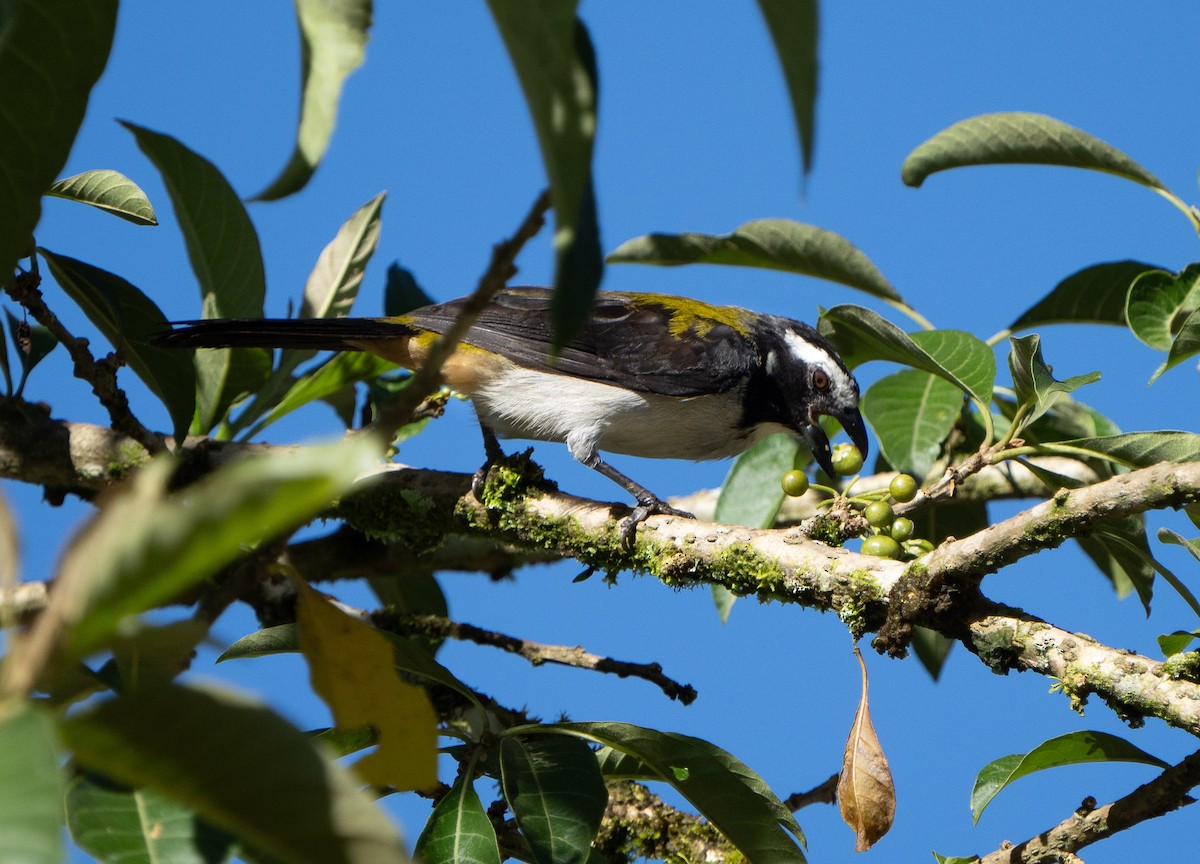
[978,747,1200,863]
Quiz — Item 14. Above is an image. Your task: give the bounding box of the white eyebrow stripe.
[783,330,836,368]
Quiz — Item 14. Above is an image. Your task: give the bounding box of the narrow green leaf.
[219,622,485,714]
[122,121,269,432]
[902,112,1166,192]
[242,348,396,439]
[1152,305,1200,383]
[754,0,818,177]
[1052,431,1200,466]
[300,192,386,320]
[413,773,500,864]
[0,0,117,280]
[820,306,994,405]
[1010,261,1157,331]
[59,436,382,654]
[0,704,64,864]
[522,721,806,863]
[485,3,602,345]
[39,249,196,441]
[1158,527,1200,564]
[255,0,371,200]
[384,263,434,317]
[500,736,607,864]
[970,730,1168,824]
[861,370,961,480]
[1008,334,1100,431]
[47,170,157,225]
[1126,265,1200,352]
[60,683,409,864]
[4,309,57,397]
[67,773,237,864]
[610,219,901,303]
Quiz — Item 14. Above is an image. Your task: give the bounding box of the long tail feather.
[153,317,415,352]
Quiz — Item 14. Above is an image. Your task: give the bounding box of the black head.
[744,318,868,477]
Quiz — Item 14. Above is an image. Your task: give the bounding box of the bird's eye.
[813,368,830,390]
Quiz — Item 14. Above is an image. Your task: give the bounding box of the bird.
[155,287,867,542]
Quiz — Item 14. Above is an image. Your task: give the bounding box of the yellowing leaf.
[295,579,437,791]
[837,647,895,851]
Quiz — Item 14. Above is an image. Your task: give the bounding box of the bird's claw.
[618,498,695,548]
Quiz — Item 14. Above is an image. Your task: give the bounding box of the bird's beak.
[803,407,870,478]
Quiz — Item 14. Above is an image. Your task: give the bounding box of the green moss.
[1162,651,1200,682]
[971,624,1021,674]
[336,483,454,554]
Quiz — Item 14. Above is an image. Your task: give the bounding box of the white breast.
[469,367,783,462]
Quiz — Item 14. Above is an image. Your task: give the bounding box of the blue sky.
[20,3,1200,861]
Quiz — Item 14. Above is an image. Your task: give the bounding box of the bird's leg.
[578,450,694,546]
[472,421,507,500]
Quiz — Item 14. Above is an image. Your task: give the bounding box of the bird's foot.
[618,497,695,548]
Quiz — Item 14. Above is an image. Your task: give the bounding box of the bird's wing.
[403,288,762,397]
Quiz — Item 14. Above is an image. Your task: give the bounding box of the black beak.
[802,408,869,477]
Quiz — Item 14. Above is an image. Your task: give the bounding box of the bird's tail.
[153,317,417,352]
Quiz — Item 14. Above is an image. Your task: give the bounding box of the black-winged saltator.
[156,288,867,540]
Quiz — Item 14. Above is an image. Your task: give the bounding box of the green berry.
[862,535,901,559]
[863,500,895,528]
[889,473,918,503]
[890,517,914,542]
[831,444,864,476]
[780,469,810,497]
[904,537,936,555]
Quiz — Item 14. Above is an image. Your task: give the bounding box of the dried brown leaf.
[838,646,895,851]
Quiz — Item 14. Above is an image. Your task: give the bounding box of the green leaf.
[500,736,607,864]
[1126,265,1200,352]
[46,170,157,225]
[1159,527,1200,564]
[67,773,237,864]
[754,1,818,177]
[1077,519,1154,611]
[4,309,57,397]
[122,121,269,432]
[300,192,386,320]
[219,622,485,715]
[413,773,501,864]
[384,263,434,317]
[970,730,1168,824]
[39,249,196,441]
[523,721,806,863]
[1010,260,1157,331]
[0,0,117,280]
[1157,631,1199,656]
[609,219,901,304]
[819,306,994,406]
[0,316,11,394]
[1052,431,1200,467]
[1007,334,1100,431]
[0,704,64,864]
[861,370,961,480]
[60,683,409,864]
[931,854,978,864]
[910,626,953,681]
[902,112,1166,192]
[58,436,382,654]
[254,0,371,200]
[1152,305,1200,383]
[485,3,602,345]
[242,349,397,439]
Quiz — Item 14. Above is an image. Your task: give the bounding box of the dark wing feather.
[406,288,761,397]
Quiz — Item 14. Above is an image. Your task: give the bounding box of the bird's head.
[750,319,868,477]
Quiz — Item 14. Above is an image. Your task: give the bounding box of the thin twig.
[369,189,552,437]
[978,748,1200,864]
[785,772,839,811]
[4,262,163,454]
[371,609,697,704]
